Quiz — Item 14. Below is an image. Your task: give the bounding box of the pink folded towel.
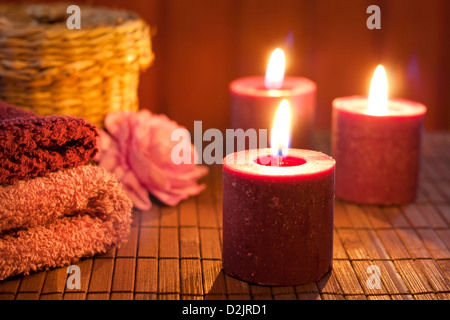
[0,164,132,281]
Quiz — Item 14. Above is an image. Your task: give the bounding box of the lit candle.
[332,65,427,205]
[229,48,316,149]
[222,100,335,286]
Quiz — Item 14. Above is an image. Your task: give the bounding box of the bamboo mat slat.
[88,258,114,293]
[0,132,450,300]
[111,258,136,293]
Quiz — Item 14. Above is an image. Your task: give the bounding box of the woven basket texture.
[0,3,154,127]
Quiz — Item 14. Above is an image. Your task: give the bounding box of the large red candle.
[230,49,316,149]
[332,66,426,205]
[222,148,335,285]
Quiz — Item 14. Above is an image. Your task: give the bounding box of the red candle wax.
[230,76,316,149]
[222,148,335,286]
[332,96,426,205]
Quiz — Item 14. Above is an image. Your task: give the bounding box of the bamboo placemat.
[0,132,449,300]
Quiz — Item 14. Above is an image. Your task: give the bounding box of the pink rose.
[96,110,208,210]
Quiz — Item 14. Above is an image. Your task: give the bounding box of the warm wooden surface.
[0,132,450,300]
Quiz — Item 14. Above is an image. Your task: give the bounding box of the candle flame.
[265,48,285,90]
[367,65,388,116]
[271,99,290,159]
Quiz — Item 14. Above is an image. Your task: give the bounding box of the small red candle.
[332,65,427,205]
[230,48,316,149]
[222,100,335,286]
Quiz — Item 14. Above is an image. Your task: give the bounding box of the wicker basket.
[0,3,153,127]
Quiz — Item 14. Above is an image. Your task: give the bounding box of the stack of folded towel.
[0,101,132,281]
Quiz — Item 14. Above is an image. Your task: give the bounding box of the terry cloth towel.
[0,101,98,185]
[0,164,132,281]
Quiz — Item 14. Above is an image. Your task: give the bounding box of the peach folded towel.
[0,164,132,281]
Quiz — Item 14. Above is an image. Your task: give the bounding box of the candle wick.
[277,148,283,167]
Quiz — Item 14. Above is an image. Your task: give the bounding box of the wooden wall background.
[5,0,450,132]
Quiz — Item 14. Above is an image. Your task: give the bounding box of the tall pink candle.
[223,149,335,285]
[223,100,335,286]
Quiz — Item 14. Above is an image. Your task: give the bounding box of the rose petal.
[151,183,207,206]
[96,110,208,209]
[121,171,152,211]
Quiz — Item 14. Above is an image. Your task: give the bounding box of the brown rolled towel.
[0,164,132,281]
[0,101,98,185]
